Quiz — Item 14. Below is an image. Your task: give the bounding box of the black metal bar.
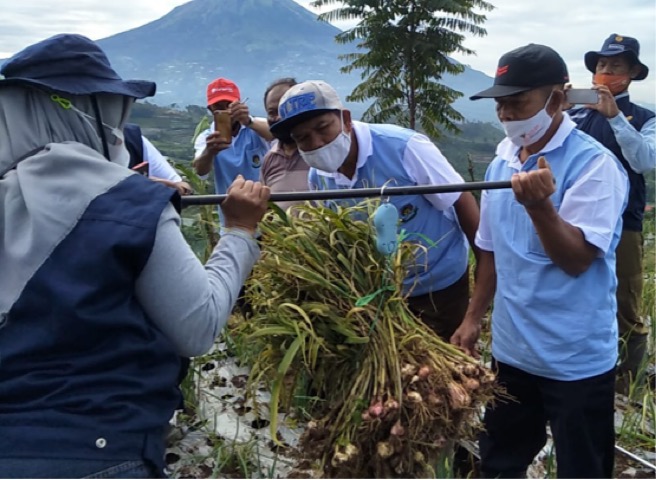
[181,180,512,207]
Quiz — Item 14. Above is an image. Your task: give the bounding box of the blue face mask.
[502,93,554,147]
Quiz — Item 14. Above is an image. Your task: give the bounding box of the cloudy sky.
[1,0,654,103]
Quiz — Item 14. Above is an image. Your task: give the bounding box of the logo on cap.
[281,92,317,119]
[496,65,509,77]
[615,35,623,42]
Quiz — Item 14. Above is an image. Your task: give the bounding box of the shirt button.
[95,438,107,448]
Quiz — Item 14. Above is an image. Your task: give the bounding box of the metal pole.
[615,445,656,471]
[181,180,512,207]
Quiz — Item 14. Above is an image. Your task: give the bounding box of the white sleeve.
[559,152,629,254]
[402,133,465,211]
[474,189,494,252]
[143,136,182,182]
[194,128,211,158]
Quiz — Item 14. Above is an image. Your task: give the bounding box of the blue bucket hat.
[584,34,649,81]
[0,34,156,98]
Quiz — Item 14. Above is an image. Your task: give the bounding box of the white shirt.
[314,121,465,215]
[142,136,182,182]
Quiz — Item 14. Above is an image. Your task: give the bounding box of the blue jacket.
[0,175,182,472]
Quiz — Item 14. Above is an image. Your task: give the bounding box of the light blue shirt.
[309,121,469,295]
[194,124,269,225]
[194,125,269,194]
[477,115,629,381]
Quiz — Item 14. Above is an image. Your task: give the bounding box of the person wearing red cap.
[568,34,654,394]
[193,78,273,223]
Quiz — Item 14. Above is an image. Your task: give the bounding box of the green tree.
[312,0,493,137]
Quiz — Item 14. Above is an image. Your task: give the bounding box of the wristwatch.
[246,115,254,127]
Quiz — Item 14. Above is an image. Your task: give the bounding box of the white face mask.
[502,93,554,147]
[299,113,351,172]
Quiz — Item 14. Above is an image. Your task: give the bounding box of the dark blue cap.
[585,34,648,81]
[0,34,156,98]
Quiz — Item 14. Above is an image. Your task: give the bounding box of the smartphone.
[213,110,233,144]
[131,161,149,176]
[566,88,599,105]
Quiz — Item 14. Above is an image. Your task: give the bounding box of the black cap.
[470,44,569,100]
[584,34,648,81]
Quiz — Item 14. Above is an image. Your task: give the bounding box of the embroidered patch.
[399,203,418,223]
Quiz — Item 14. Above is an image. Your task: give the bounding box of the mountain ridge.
[94,0,500,123]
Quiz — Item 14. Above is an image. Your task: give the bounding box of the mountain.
[95,0,499,123]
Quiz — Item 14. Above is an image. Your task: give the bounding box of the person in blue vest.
[270,80,481,341]
[454,44,628,478]
[123,123,193,195]
[0,34,270,478]
[192,77,272,225]
[567,34,654,394]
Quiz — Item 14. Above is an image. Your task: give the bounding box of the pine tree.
[312,0,493,137]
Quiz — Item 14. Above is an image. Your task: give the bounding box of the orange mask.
[593,73,631,95]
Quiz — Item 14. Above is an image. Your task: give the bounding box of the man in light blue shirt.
[567,34,654,393]
[270,80,481,342]
[452,44,628,478]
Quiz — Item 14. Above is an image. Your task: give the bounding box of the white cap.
[270,80,343,138]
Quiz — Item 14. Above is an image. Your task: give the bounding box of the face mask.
[107,130,130,167]
[593,73,631,95]
[502,93,554,147]
[68,102,125,160]
[299,113,351,172]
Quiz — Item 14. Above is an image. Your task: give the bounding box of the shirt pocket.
[526,199,561,257]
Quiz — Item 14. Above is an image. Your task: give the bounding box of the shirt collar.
[496,113,576,170]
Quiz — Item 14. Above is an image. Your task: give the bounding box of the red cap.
[206,77,240,106]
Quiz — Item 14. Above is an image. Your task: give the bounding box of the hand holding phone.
[213,110,233,144]
[566,88,599,105]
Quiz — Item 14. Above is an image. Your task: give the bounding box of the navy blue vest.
[570,97,654,231]
[124,123,145,169]
[0,175,181,472]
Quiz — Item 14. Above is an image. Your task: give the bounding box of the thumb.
[537,156,550,170]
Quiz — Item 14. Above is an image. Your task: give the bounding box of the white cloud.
[1,0,654,103]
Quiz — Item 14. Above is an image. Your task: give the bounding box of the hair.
[263,77,298,105]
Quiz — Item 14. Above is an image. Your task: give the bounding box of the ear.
[629,64,641,80]
[342,109,353,131]
[547,89,565,115]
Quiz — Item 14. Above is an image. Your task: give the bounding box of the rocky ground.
[164,342,656,479]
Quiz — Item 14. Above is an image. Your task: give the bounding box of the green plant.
[312,0,493,137]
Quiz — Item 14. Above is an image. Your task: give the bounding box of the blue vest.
[0,175,182,472]
[124,123,145,169]
[485,129,625,380]
[309,124,468,295]
[569,97,654,231]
